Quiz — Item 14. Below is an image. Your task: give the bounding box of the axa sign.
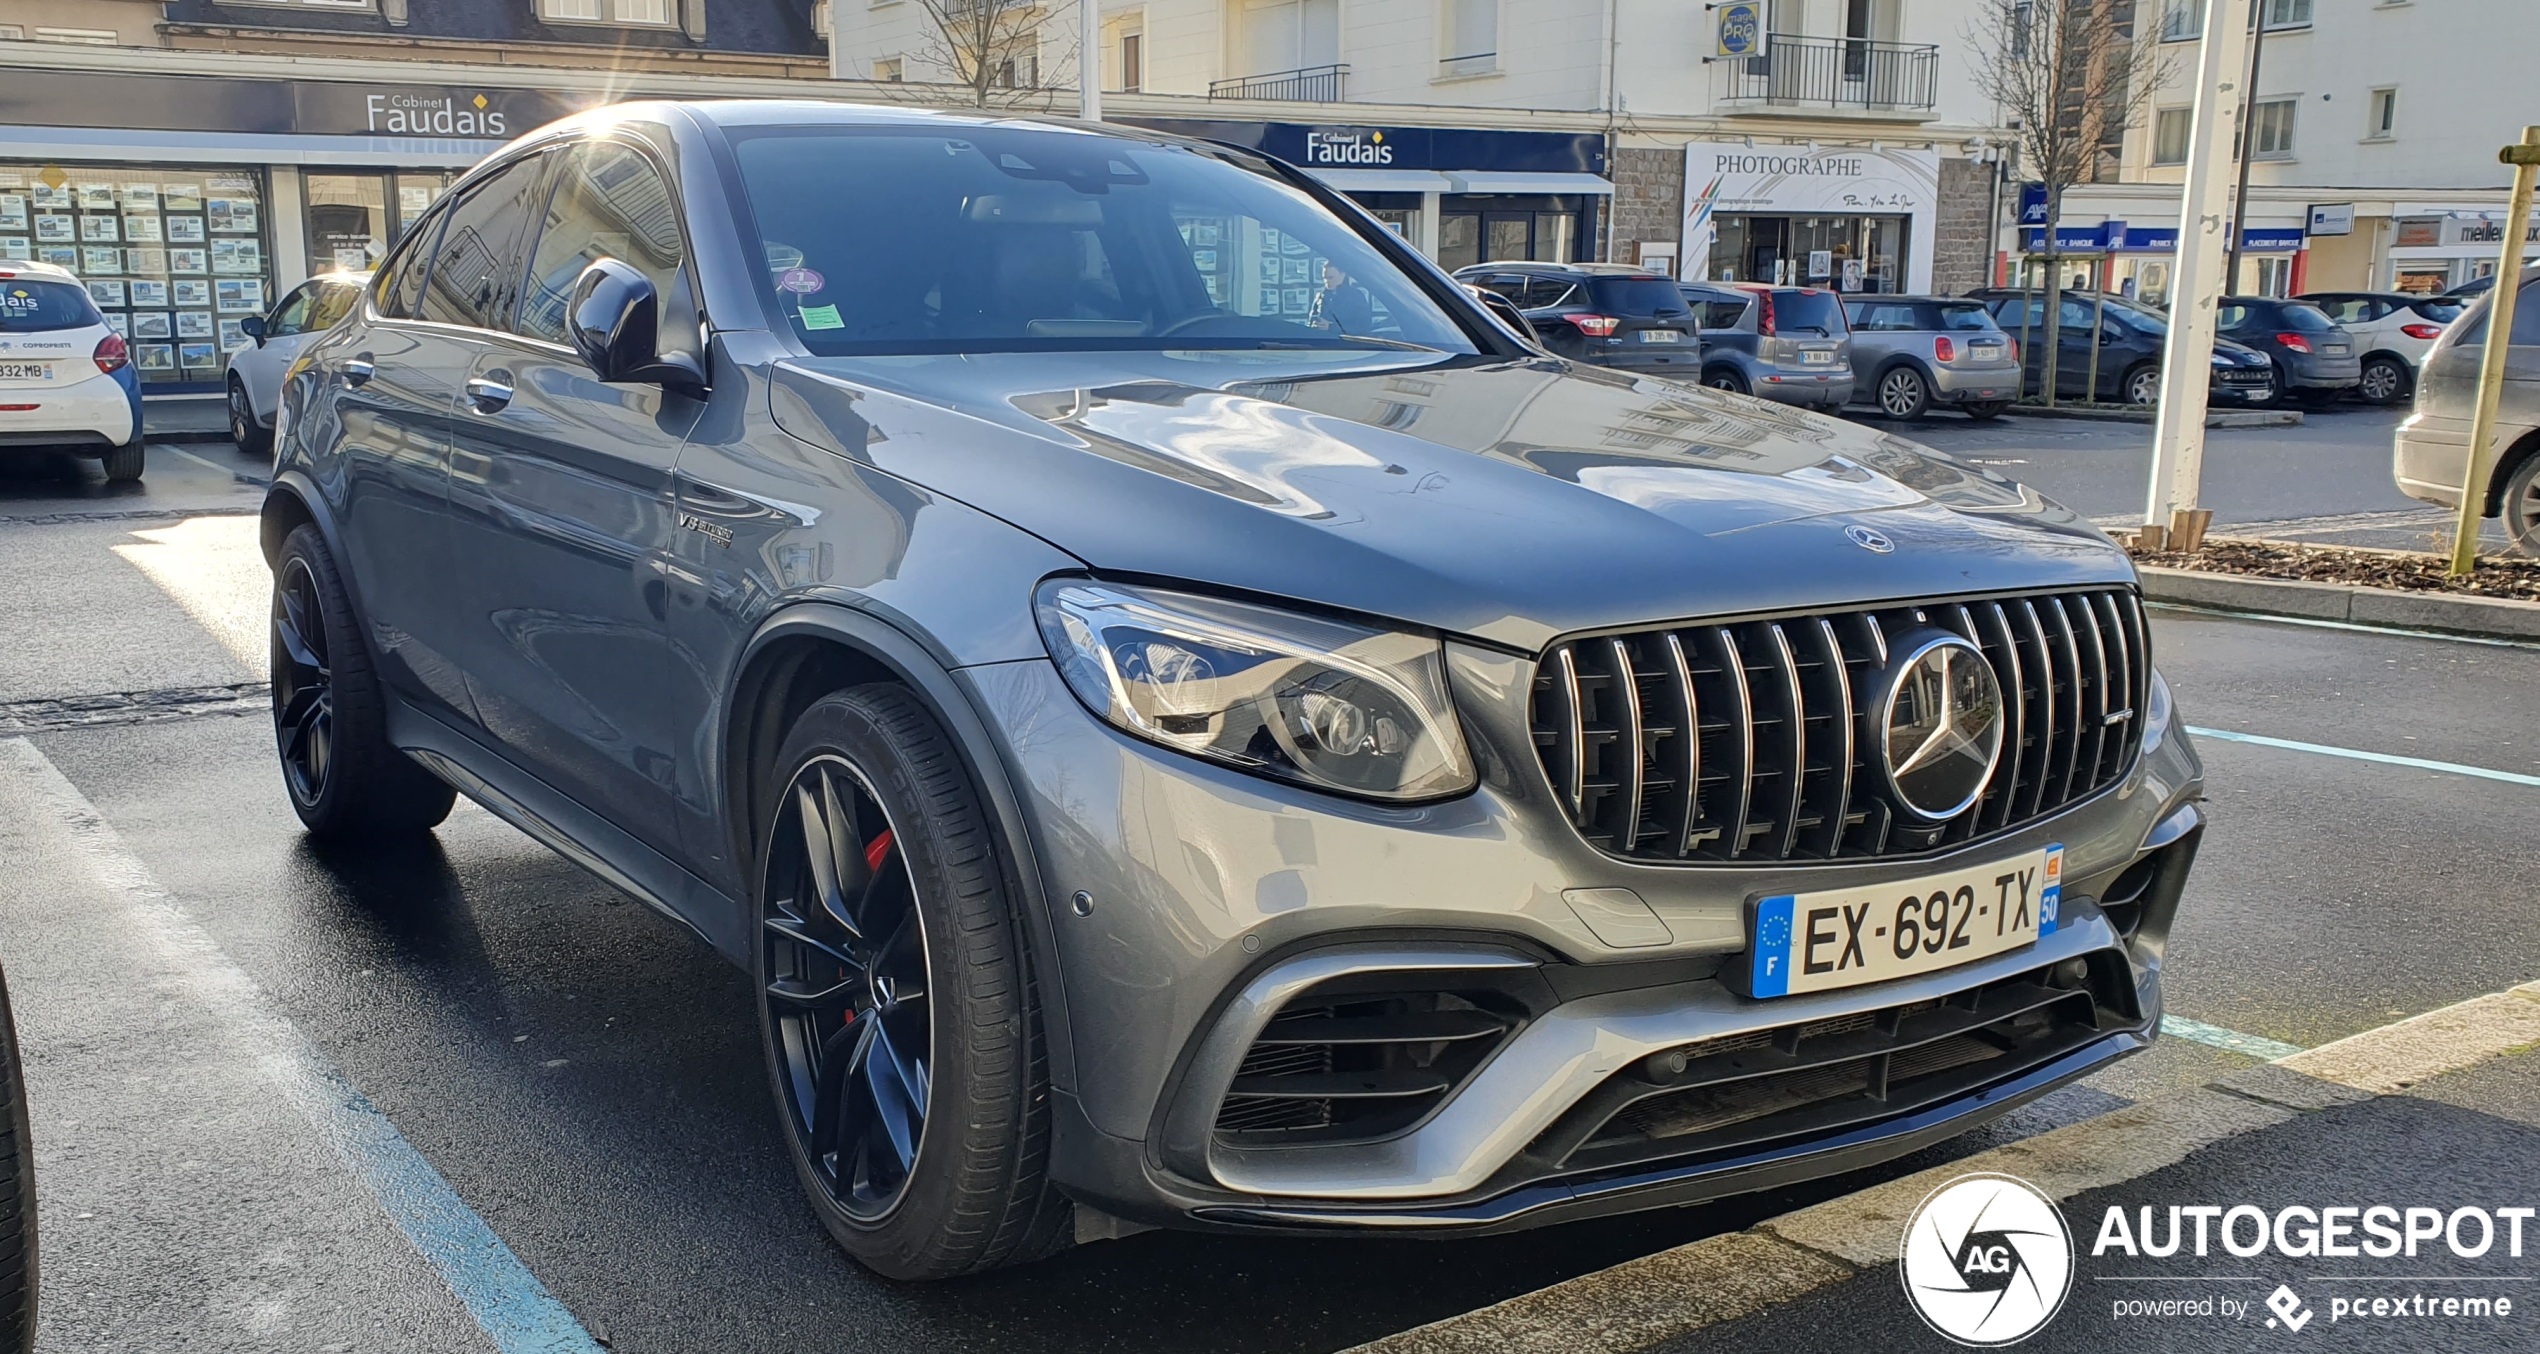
[364,91,510,137]
[1303,130,1393,166]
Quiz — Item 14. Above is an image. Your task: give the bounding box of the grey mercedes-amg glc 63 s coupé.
[258,100,2206,1280]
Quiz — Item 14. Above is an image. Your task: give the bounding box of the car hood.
[768,350,2130,652]
[2215,338,2270,364]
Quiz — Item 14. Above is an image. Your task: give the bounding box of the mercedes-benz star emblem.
[1879,634,2005,821]
[1845,524,1896,553]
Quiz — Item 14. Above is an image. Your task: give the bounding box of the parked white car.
[225,271,367,454]
[0,258,145,481]
[2301,291,2468,406]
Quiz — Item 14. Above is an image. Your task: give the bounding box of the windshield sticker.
[799,304,844,331]
[776,268,825,295]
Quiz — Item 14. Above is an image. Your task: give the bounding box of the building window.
[33,26,119,43]
[537,0,675,26]
[811,0,829,36]
[2366,87,2397,140]
[993,52,1038,87]
[2152,108,2192,165]
[2261,0,2311,27]
[2160,0,2202,41]
[1238,0,1339,77]
[872,56,902,81]
[1440,0,1497,78]
[1119,32,1141,91]
[2249,97,2297,159]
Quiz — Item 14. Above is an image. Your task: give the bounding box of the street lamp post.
[1080,0,1102,121]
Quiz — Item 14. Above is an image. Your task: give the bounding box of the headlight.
[1035,580,1477,802]
[2142,667,2174,755]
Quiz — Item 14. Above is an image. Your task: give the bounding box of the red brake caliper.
[845,830,894,1026]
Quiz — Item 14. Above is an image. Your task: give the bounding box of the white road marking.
[0,737,601,1354]
[2186,725,2540,788]
[2159,1013,2304,1060]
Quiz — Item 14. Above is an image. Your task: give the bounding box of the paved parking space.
[0,460,2533,1352]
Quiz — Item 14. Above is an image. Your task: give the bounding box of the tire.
[0,969,36,1354]
[755,685,1065,1281]
[100,443,143,482]
[270,524,455,838]
[2358,356,2409,406]
[229,377,271,456]
[2122,363,2162,407]
[1704,366,1750,395]
[2504,453,2540,558]
[1874,365,1930,419]
[1962,400,2009,421]
[2264,363,2296,409]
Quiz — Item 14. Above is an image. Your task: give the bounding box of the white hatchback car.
[224,271,367,454]
[2302,291,2469,406]
[0,259,145,481]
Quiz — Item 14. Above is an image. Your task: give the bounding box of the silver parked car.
[2393,274,2540,553]
[1682,282,1856,410]
[225,271,367,455]
[1842,296,2023,420]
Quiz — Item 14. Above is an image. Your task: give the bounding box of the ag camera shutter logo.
[1901,1173,2075,1346]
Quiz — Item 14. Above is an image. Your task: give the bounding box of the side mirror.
[240,314,267,345]
[567,258,706,393]
[1468,287,1541,347]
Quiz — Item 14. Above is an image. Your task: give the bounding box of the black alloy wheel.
[762,754,935,1222]
[272,556,335,809]
[228,378,270,455]
[267,524,454,837]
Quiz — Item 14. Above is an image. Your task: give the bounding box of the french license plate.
[0,362,54,383]
[1639,329,1683,343]
[1747,845,2063,997]
[2323,344,2349,355]
[1971,345,2004,361]
[1801,349,1835,365]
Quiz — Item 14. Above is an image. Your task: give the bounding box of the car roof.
[0,259,80,282]
[1460,261,1664,278]
[1840,295,1981,305]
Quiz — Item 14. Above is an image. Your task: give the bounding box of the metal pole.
[2446,125,2540,576]
[1079,0,1102,121]
[2087,283,2105,401]
[2143,0,2253,541]
[2222,1,2269,294]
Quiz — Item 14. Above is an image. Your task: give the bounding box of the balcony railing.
[1209,63,1348,102]
[1713,34,1938,113]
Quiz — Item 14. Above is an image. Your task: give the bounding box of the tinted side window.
[376,210,439,319]
[1700,298,1749,329]
[1525,277,1575,308]
[518,140,687,345]
[2215,302,2251,329]
[1853,303,1919,331]
[418,153,554,331]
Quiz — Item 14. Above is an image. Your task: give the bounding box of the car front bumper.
[0,369,139,450]
[960,643,2205,1234]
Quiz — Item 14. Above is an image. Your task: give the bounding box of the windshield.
[1934,302,1996,331]
[1586,277,1690,318]
[1770,290,1845,335]
[2279,302,2339,332]
[728,125,1479,356]
[0,279,101,333]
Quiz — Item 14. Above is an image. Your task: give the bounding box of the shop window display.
[0,162,272,387]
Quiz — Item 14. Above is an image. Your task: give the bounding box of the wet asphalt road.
[1,437,2535,1353]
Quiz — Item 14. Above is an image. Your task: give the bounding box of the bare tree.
[1967,0,2171,403]
[911,0,1081,110]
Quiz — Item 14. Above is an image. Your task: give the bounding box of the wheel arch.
[1873,355,1936,389]
[2486,426,2540,517]
[721,603,1078,1095]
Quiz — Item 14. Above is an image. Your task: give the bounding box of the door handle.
[341,357,375,387]
[464,375,514,413]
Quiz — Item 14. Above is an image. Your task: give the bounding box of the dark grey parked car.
[261,101,2206,1281]
[2216,296,2362,406]
[1453,262,1701,375]
[1841,295,2022,420]
[1681,282,1855,409]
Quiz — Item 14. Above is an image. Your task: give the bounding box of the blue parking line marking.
[2160,1014,2305,1061]
[297,1062,607,1354]
[2185,726,2540,789]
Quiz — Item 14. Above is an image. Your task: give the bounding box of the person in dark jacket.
[1313,260,1375,336]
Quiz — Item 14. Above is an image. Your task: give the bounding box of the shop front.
[1126,119,1613,270]
[0,67,582,391]
[2387,211,2540,294]
[1678,140,1938,293]
[2018,221,2308,304]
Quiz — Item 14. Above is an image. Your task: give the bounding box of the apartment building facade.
[833,0,2019,295]
[2038,0,2534,301]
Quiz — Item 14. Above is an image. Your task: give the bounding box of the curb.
[2137,565,2540,640]
[2010,404,2303,428]
[1343,982,2540,1354]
